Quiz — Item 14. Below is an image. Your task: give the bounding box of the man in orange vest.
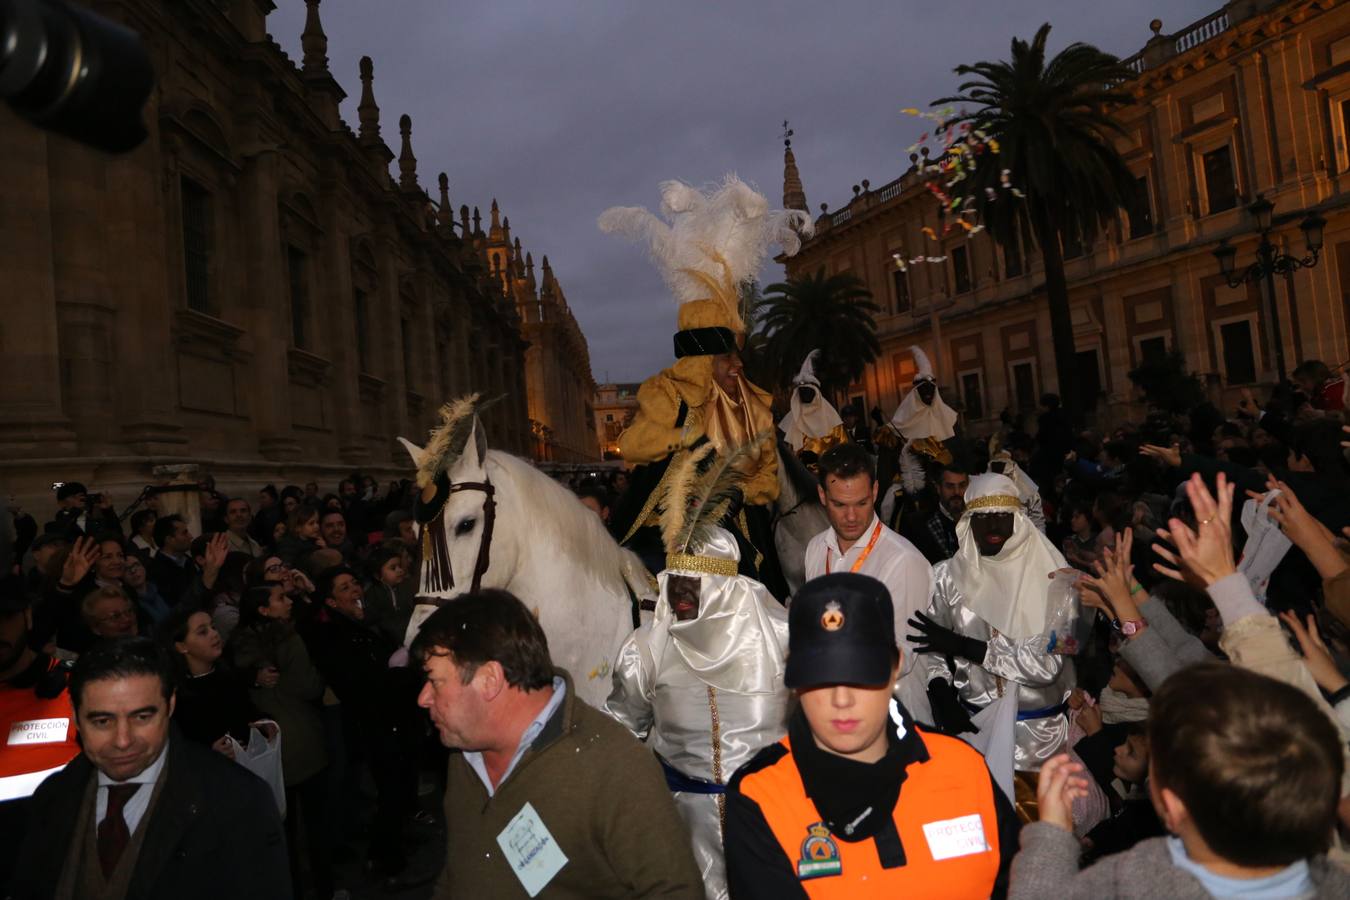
[723,573,1020,898]
[0,574,80,884]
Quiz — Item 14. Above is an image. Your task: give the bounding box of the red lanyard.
[826,521,883,574]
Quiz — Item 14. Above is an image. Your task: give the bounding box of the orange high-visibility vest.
[737,730,1001,899]
[0,658,79,801]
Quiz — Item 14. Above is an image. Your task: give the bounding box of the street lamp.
[1211,194,1326,383]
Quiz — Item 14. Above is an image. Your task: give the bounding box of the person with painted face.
[907,473,1074,782]
[723,573,1019,899]
[876,346,961,534]
[606,503,790,900]
[779,350,848,474]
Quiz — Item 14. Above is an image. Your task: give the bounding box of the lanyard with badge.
[825,521,883,575]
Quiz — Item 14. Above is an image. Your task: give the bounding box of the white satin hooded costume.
[605,526,790,900]
[923,473,1074,771]
[779,350,845,455]
[890,345,957,442]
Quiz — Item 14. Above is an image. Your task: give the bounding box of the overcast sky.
[269,0,1218,383]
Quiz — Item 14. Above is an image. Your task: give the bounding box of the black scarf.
[789,702,929,868]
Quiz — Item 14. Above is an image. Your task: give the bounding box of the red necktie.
[97,783,141,877]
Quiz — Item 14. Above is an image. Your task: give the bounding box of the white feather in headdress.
[599,176,814,330]
[899,443,927,494]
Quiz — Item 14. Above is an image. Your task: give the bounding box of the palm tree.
[936,23,1136,422]
[755,267,881,396]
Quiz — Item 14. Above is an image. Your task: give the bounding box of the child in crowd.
[1010,663,1350,898]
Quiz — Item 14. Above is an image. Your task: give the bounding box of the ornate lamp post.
[1212,194,1326,384]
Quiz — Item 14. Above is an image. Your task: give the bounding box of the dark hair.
[320,508,346,525]
[129,509,157,536]
[366,542,408,582]
[575,485,610,509]
[259,484,278,501]
[1292,360,1331,383]
[225,496,250,513]
[1289,419,1348,479]
[314,565,358,604]
[152,514,185,548]
[287,502,320,533]
[189,534,210,559]
[410,589,554,691]
[69,637,175,712]
[817,442,875,489]
[240,583,284,629]
[280,485,304,504]
[1149,663,1342,866]
[156,602,213,678]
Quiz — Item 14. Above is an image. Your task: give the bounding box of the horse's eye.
[455,518,477,536]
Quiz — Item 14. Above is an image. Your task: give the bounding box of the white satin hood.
[948,474,1066,640]
[891,385,958,441]
[651,527,788,694]
[780,390,844,452]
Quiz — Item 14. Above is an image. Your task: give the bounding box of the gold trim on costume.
[665,553,740,577]
[966,495,1022,512]
[799,424,849,459]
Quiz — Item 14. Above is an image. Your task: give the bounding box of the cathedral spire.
[357,56,381,143]
[398,114,418,191]
[781,120,807,213]
[438,173,453,235]
[301,0,329,74]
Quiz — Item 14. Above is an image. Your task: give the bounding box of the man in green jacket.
[412,589,704,899]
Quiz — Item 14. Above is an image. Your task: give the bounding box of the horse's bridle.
[416,472,498,596]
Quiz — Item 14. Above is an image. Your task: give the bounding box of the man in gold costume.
[599,178,811,600]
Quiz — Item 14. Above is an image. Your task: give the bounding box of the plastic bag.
[1043,570,1092,655]
[227,723,285,818]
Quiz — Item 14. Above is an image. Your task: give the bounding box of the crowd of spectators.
[3,474,432,898]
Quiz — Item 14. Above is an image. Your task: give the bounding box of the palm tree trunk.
[1030,204,1081,425]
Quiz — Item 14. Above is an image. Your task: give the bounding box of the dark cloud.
[270,1,1217,382]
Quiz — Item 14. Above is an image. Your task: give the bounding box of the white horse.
[398,405,654,708]
[773,443,830,596]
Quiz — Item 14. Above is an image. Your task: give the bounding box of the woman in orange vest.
[723,573,1021,898]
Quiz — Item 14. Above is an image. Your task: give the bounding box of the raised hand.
[1037,754,1090,833]
[1154,473,1236,587]
[1080,529,1139,622]
[1278,611,1350,694]
[1140,443,1182,469]
[59,536,99,589]
[907,612,987,665]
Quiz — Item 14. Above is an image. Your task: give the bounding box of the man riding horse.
[600,177,811,601]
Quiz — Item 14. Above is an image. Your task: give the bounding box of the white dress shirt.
[96,739,169,837]
[804,516,934,677]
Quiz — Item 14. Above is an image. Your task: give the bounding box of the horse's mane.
[488,451,631,593]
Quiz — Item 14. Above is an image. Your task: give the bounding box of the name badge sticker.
[922,813,990,861]
[7,718,70,746]
[496,802,568,897]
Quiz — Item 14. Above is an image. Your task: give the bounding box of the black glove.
[906,612,987,665]
[926,678,979,735]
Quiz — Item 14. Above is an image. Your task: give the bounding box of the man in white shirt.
[804,443,935,724]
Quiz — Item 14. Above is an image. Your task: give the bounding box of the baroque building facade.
[593,383,641,459]
[784,0,1350,433]
[0,0,597,515]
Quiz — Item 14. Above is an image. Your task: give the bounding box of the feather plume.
[414,393,505,488]
[599,176,813,311]
[900,444,926,494]
[660,433,770,557]
[658,443,717,554]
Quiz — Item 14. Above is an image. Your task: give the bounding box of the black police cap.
[785,573,897,689]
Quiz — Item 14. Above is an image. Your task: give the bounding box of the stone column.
[239,149,300,460]
[0,110,77,456]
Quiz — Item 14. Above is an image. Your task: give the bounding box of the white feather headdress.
[599,176,814,330]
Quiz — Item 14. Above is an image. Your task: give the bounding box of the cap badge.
[820,600,845,632]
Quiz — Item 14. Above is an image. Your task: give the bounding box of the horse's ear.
[471,416,488,467]
[397,437,428,470]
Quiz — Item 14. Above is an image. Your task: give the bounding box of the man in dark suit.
[7,637,290,900]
